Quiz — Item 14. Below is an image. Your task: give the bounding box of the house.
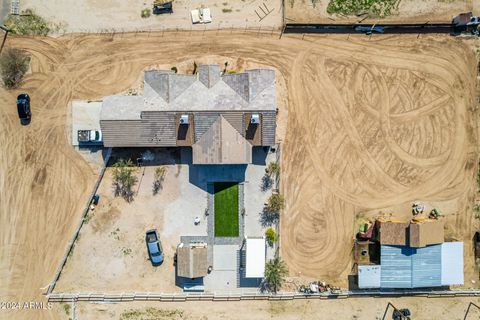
[99,64,277,164]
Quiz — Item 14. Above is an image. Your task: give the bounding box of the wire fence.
[7,25,285,41]
[46,148,112,295]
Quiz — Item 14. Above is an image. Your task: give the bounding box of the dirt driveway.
[21,0,283,33]
[0,31,478,320]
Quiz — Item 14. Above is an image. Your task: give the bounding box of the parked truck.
[78,130,102,144]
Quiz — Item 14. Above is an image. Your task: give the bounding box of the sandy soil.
[0,31,478,320]
[54,157,183,293]
[66,296,480,320]
[280,34,479,286]
[21,0,283,34]
[285,0,473,24]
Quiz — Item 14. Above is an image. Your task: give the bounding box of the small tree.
[265,227,278,247]
[152,166,166,195]
[266,193,285,213]
[264,257,288,293]
[112,159,137,202]
[266,161,280,178]
[141,8,151,18]
[0,48,30,89]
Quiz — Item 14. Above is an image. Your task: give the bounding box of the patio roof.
[245,237,266,278]
[177,243,208,279]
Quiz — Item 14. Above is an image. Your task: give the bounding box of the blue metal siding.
[412,245,442,287]
[380,246,413,288]
[380,245,442,288]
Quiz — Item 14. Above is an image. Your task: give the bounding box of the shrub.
[264,257,288,293]
[171,66,178,73]
[141,8,151,18]
[326,0,399,17]
[112,159,137,202]
[265,227,278,247]
[5,9,50,35]
[0,48,30,89]
[266,161,280,177]
[222,8,233,13]
[266,193,285,213]
[153,166,166,195]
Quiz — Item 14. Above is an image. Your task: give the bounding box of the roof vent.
[250,114,260,125]
[180,114,189,125]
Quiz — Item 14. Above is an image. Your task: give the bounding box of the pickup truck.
[78,130,102,144]
[146,229,164,266]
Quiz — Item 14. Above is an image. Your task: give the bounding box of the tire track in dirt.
[0,33,477,320]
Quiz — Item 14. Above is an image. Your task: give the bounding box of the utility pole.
[0,26,9,54]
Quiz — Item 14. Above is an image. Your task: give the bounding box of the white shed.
[245,237,266,278]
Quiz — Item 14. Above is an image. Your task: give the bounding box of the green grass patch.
[214,182,239,237]
[327,0,400,18]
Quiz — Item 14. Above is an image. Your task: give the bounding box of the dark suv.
[17,93,31,121]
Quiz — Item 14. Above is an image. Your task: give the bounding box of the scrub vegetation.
[327,0,400,17]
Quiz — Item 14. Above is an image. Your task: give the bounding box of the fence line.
[47,289,480,303]
[8,25,285,40]
[274,143,281,256]
[46,148,112,295]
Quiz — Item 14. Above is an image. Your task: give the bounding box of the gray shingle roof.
[100,65,276,155]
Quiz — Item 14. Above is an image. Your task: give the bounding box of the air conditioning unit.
[250,114,260,124]
[180,114,189,125]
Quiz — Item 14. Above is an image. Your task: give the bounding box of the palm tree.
[264,256,288,294]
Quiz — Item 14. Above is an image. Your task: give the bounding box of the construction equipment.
[429,208,440,219]
[382,302,412,320]
[412,202,425,215]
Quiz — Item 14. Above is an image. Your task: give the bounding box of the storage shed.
[176,242,208,279]
[358,242,464,289]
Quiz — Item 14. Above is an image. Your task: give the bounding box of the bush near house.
[265,227,278,247]
[266,193,285,213]
[112,159,138,202]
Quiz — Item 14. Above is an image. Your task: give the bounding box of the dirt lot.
[0,31,478,320]
[21,0,282,33]
[67,296,480,319]
[286,0,473,24]
[280,34,479,287]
